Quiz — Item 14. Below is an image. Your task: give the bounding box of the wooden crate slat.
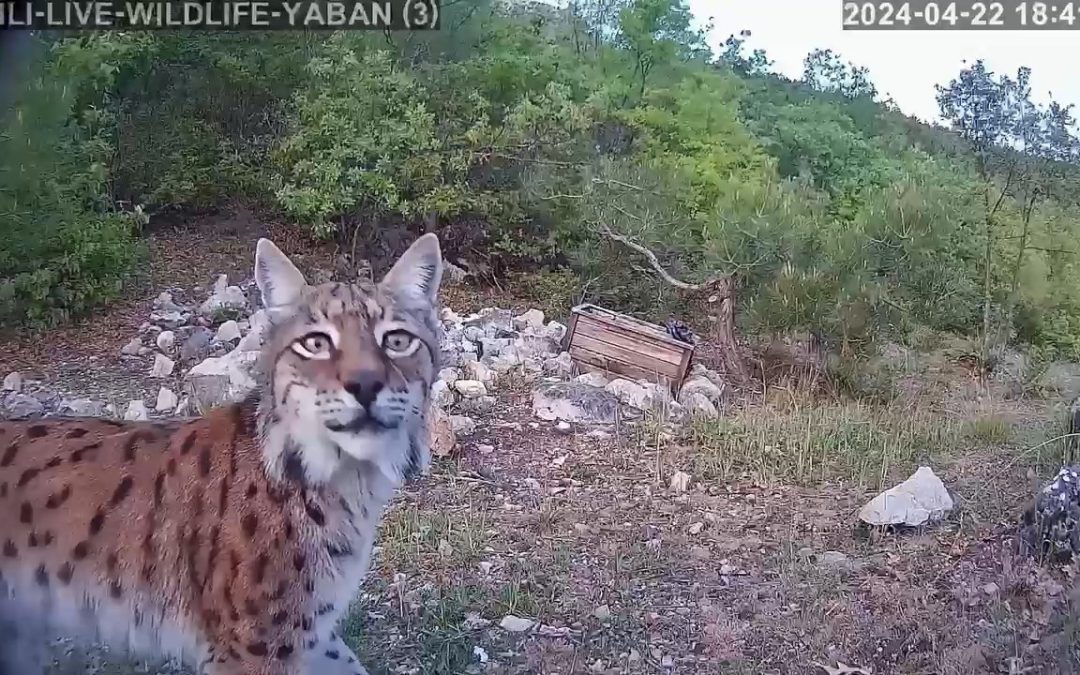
[569,345,675,387]
[573,319,684,367]
[573,304,684,348]
[570,332,682,377]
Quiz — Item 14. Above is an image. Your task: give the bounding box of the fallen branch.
[599,226,730,292]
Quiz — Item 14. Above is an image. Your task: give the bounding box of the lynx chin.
[0,234,444,674]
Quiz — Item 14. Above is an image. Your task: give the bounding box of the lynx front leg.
[303,632,369,675]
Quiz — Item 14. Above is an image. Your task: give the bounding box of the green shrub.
[0,38,144,328]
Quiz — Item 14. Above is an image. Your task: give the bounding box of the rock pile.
[2,270,730,458]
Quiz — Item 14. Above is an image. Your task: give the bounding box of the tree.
[718,30,772,77]
[936,60,1079,356]
[615,0,709,99]
[802,48,877,100]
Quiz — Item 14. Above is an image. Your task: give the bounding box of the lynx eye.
[292,332,334,360]
[382,329,418,357]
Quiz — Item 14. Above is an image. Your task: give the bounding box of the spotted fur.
[0,234,444,674]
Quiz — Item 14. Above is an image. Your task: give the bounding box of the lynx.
[0,234,444,674]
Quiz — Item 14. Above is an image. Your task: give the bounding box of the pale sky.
[686,0,1080,123]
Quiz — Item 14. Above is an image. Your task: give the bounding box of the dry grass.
[681,402,961,489]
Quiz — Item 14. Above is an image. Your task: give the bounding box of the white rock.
[430,380,455,409]
[487,353,522,374]
[543,351,574,377]
[545,321,568,343]
[121,337,143,356]
[437,367,461,383]
[605,378,654,410]
[150,354,175,378]
[499,615,535,633]
[124,400,149,421]
[574,371,609,388]
[200,282,248,317]
[155,387,179,412]
[513,308,545,330]
[532,382,620,423]
[60,398,107,417]
[858,466,954,527]
[682,391,718,418]
[679,374,725,404]
[453,380,488,399]
[464,360,495,384]
[184,349,260,414]
[2,371,22,392]
[450,415,477,435]
[669,471,692,493]
[215,320,242,343]
[440,307,463,325]
[235,310,271,352]
[555,420,572,433]
[427,405,456,458]
[156,330,176,352]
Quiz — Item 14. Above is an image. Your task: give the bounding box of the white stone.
[156,330,176,352]
[124,400,149,421]
[200,280,248,317]
[437,367,461,383]
[574,371,609,388]
[545,321,568,343]
[531,382,620,424]
[215,320,242,343]
[605,378,654,410]
[2,371,22,392]
[149,354,175,378]
[543,351,574,377]
[121,337,143,356]
[858,466,954,527]
[450,415,477,435]
[499,615,535,633]
[682,391,718,418]
[155,387,179,412]
[453,380,488,399]
[464,360,495,384]
[184,349,260,414]
[430,380,455,409]
[513,309,545,331]
[679,374,725,404]
[235,310,270,352]
[669,471,691,493]
[61,398,107,417]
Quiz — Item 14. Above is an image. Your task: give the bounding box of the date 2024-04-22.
[843,1,1079,29]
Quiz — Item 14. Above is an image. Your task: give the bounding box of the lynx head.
[253,234,442,486]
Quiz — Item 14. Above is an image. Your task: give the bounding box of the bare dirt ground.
[4,218,1079,674]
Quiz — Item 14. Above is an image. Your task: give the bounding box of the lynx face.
[255,234,443,487]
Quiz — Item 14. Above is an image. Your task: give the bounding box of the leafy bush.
[0,38,143,328]
[273,37,493,236]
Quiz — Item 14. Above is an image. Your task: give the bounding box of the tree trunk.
[705,278,748,384]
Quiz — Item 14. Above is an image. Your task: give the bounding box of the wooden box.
[565,303,694,393]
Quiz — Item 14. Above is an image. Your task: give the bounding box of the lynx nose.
[343,370,384,407]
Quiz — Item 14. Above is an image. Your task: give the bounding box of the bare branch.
[599,226,729,292]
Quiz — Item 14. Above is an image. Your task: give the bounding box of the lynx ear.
[379,233,443,305]
[254,238,307,308]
